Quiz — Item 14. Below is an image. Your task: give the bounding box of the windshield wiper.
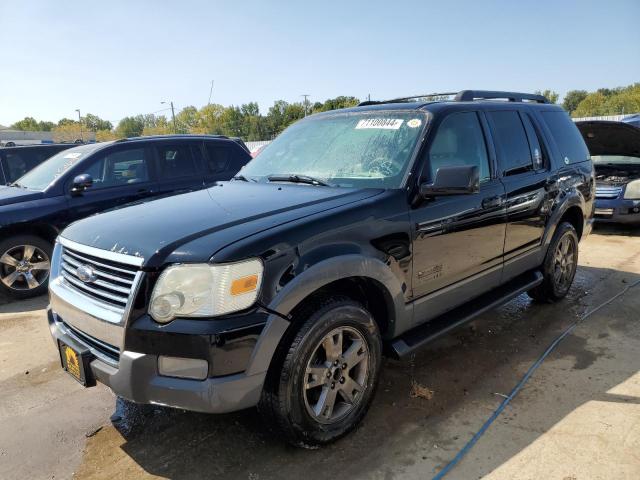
[9,182,26,189]
[267,174,329,186]
[232,174,257,182]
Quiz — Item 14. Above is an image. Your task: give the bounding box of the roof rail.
[116,134,230,143]
[358,90,549,106]
[454,90,549,103]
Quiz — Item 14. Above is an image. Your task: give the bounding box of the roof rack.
[358,90,549,106]
[116,134,230,142]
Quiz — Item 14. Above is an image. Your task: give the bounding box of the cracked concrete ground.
[0,225,638,480]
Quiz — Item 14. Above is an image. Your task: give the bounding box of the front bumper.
[594,198,640,224]
[48,309,268,413]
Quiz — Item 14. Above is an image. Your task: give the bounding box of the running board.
[390,270,543,359]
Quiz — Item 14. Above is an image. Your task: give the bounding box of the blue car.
[576,120,640,224]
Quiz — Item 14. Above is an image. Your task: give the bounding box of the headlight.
[149,259,264,323]
[624,180,640,199]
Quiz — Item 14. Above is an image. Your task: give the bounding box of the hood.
[0,185,43,206]
[61,181,383,267]
[575,121,640,157]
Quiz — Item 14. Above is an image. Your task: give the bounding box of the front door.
[410,111,506,323]
[65,145,155,223]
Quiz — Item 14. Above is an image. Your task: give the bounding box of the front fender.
[244,255,409,377]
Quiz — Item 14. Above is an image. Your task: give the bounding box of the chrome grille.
[59,245,139,309]
[595,185,623,199]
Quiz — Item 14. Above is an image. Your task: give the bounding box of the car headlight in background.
[149,259,264,323]
[624,180,640,200]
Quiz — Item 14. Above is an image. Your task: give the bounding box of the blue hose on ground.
[432,277,640,480]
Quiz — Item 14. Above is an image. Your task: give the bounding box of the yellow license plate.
[58,342,92,386]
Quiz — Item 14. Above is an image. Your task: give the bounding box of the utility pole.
[75,109,83,142]
[161,101,177,133]
[301,94,310,116]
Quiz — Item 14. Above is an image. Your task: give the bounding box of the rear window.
[541,111,590,164]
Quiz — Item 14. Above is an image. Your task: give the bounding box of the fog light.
[158,356,208,380]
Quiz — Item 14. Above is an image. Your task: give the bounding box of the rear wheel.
[528,222,578,302]
[259,296,382,447]
[0,235,52,299]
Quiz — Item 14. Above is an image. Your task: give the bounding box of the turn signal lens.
[231,274,258,296]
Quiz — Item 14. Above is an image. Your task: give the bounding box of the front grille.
[63,320,120,364]
[60,246,139,309]
[595,185,623,199]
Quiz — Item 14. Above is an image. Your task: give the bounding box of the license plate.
[58,341,94,387]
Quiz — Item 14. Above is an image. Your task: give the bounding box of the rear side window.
[427,112,490,182]
[205,144,232,174]
[156,144,198,179]
[2,149,48,183]
[487,111,533,175]
[541,111,590,164]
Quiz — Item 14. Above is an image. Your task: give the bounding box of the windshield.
[592,155,640,165]
[14,143,105,191]
[239,111,427,188]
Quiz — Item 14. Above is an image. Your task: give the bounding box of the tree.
[535,90,559,104]
[175,106,199,134]
[11,117,40,131]
[95,129,118,142]
[141,115,172,136]
[116,116,144,138]
[83,113,112,132]
[312,96,360,113]
[52,123,84,143]
[562,90,588,114]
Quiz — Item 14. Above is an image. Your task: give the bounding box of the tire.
[0,235,53,299]
[528,222,579,302]
[259,296,382,447]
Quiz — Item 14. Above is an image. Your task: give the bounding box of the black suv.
[47,91,594,446]
[0,135,250,298]
[0,143,77,184]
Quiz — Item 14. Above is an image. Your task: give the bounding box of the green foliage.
[535,90,560,104]
[562,90,588,114]
[115,116,145,138]
[83,113,113,132]
[572,83,640,117]
[11,117,55,131]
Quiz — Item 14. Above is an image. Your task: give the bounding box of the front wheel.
[259,297,382,447]
[0,235,52,299]
[528,222,579,302]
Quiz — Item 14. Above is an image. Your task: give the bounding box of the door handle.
[482,196,503,209]
[135,188,151,196]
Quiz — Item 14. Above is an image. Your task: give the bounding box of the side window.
[204,144,232,174]
[156,143,198,179]
[541,111,590,164]
[427,112,490,182]
[521,114,547,170]
[81,148,149,190]
[487,111,534,175]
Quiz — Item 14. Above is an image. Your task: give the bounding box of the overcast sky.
[1,0,639,127]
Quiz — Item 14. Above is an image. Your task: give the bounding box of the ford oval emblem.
[76,264,98,283]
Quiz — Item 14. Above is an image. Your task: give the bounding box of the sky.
[1,0,639,127]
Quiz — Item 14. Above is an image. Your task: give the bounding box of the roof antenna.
[208,80,214,105]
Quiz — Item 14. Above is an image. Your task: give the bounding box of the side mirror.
[420,165,480,197]
[71,174,93,193]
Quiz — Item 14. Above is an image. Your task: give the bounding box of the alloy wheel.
[553,235,576,292]
[0,245,51,291]
[303,326,370,424]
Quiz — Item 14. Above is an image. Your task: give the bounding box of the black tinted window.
[81,148,149,190]
[428,112,490,181]
[205,145,232,174]
[541,111,590,164]
[2,149,48,183]
[488,111,533,174]
[156,144,197,179]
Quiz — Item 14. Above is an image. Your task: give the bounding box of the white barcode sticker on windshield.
[63,152,82,159]
[355,118,404,130]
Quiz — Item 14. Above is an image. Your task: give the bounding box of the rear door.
[65,145,155,223]
[486,109,551,280]
[152,140,206,195]
[410,110,506,316]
